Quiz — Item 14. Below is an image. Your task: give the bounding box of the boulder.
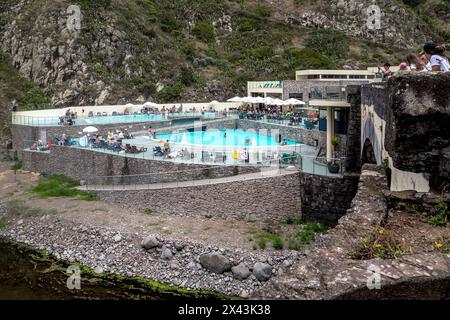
[199,253,232,274]
[161,246,173,260]
[141,236,159,249]
[231,263,251,280]
[253,262,272,282]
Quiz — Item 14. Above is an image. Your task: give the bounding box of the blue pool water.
[156,130,300,147]
[85,114,165,125]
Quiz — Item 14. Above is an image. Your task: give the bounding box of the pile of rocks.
[0,216,299,297]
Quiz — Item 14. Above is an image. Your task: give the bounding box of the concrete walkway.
[79,168,298,191]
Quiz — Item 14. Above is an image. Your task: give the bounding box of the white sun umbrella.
[227,96,242,102]
[125,103,135,107]
[272,98,286,106]
[285,98,306,105]
[264,97,275,105]
[180,132,188,145]
[82,126,98,133]
[143,101,158,108]
[253,96,266,104]
[241,96,254,104]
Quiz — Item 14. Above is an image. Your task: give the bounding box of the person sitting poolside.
[280,139,288,146]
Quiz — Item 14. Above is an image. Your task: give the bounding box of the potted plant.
[327,136,341,174]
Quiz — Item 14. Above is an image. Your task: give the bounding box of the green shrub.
[156,82,183,102]
[253,4,271,18]
[31,175,96,201]
[272,237,284,250]
[144,209,155,216]
[11,161,22,173]
[304,29,349,59]
[283,47,336,69]
[257,238,267,249]
[237,18,256,32]
[180,66,195,86]
[181,43,197,61]
[429,202,449,227]
[160,12,182,33]
[192,22,215,43]
[284,217,305,225]
[297,223,328,245]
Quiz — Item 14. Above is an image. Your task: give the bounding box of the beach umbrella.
[125,103,135,107]
[82,126,98,133]
[144,102,158,108]
[227,96,242,102]
[180,133,188,145]
[272,98,286,106]
[241,97,254,103]
[253,96,266,104]
[285,98,306,105]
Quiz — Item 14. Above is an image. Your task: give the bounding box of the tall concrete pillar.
[327,107,334,162]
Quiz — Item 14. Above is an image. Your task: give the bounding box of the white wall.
[362,103,430,192]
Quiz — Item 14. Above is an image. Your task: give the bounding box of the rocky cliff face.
[281,0,430,48]
[0,0,442,139]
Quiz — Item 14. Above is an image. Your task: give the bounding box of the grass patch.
[10,161,22,173]
[284,217,305,225]
[428,202,449,227]
[251,230,284,250]
[0,217,5,229]
[348,227,406,260]
[286,223,328,251]
[31,175,96,201]
[143,208,155,216]
[297,223,328,244]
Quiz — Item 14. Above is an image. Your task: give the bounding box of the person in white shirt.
[430,44,450,72]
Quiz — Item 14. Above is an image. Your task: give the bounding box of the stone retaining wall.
[22,146,260,183]
[299,172,360,226]
[91,172,303,221]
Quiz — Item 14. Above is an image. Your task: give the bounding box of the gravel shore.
[0,214,299,297]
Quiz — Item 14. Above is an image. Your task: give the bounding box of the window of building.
[349,75,366,79]
[289,93,303,100]
[322,75,348,79]
[307,75,320,79]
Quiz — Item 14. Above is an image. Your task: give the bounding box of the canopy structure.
[284,98,306,105]
[227,96,242,102]
[210,100,220,105]
[125,103,135,107]
[143,102,158,108]
[82,126,98,133]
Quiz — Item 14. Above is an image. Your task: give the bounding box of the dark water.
[0,237,223,300]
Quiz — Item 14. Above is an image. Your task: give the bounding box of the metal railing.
[12,111,234,127]
[82,156,301,190]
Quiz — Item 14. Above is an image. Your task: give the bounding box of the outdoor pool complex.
[25,112,220,126]
[155,130,300,148]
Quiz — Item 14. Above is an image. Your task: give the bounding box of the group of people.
[239,105,319,128]
[30,140,51,151]
[380,41,449,80]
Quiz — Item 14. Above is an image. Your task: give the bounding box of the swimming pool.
[156,130,300,147]
[85,114,165,124]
